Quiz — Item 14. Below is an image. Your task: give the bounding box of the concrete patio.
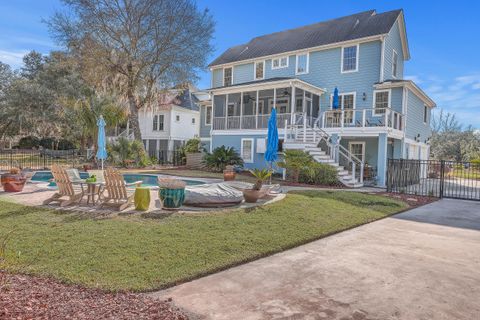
[152,199,480,320]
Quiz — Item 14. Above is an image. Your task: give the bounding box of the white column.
[240,91,243,129]
[290,85,296,125]
[255,90,259,129]
[211,93,215,131]
[225,94,229,130]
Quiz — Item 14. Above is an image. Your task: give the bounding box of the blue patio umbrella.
[332,87,340,109]
[264,107,279,169]
[96,115,108,170]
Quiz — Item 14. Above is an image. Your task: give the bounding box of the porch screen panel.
[242,91,256,129]
[294,88,304,113]
[274,88,291,114]
[213,95,226,117]
[258,89,274,128]
[227,93,241,129]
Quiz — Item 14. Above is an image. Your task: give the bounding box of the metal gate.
[387,159,480,201]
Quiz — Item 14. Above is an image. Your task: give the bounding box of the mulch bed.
[0,272,188,320]
[374,192,439,207]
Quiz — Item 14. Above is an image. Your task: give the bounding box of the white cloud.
[416,73,480,128]
[0,49,30,69]
[405,75,423,84]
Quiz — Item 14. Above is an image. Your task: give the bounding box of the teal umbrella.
[264,107,278,165]
[96,115,107,170]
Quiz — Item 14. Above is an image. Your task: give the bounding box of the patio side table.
[134,187,150,211]
[84,182,104,205]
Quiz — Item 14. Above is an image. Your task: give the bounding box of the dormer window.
[223,67,232,86]
[295,53,309,75]
[254,61,264,80]
[272,56,288,69]
[341,44,359,73]
[392,50,398,78]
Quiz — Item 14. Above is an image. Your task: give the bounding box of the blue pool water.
[30,171,204,188]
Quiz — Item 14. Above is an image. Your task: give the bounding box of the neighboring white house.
[137,86,203,160]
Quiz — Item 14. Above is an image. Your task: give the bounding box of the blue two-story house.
[198,9,436,187]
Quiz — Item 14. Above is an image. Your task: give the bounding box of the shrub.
[57,139,76,150]
[203,146,243,172]
[183,138,203,153]
[299,162,338,185]
[18,136,40,149]
[39,137,56,149]
[277,150,313,183]
[108,137,149,167]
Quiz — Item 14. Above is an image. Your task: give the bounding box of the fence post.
[439,160,445,199]
[386,159,390,192]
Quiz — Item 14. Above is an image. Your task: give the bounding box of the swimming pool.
[30,171,205,188]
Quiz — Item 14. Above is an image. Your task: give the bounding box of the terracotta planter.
[242,189,262,203]
[223,170,236,181]
[1,173,27,192]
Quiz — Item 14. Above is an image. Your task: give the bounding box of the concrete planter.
[186,153,204,169]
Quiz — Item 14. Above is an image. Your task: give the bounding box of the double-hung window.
[373,90,390,115]
[205,106,212,125]
[341,45,358,73]
[272,56,288,69]
[241,138,254,163]
[392,50,398,78]
[254,61,264,80]
[223,67,232,86]
[295,53,309,74]
[152,114,164,131]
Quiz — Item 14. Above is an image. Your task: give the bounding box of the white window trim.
[349,141,366,162]
[254,61,265,80]
[205,106,212,126]
[341,44,359,73]
[223,66,233,86]
[241,138,254,163]
[372,89,391,116]
[329,91,357,110]
[153,114,165,131]
[392,49,398,79]
[295,52,309,75]
[271,56,289,70]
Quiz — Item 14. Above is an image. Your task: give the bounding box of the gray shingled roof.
[209,9,402,67]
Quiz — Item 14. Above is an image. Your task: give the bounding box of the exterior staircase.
[283,115,364,188]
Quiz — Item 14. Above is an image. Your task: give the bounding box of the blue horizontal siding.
[406,89,431,142]
[233,63,254,84]
[199,106,211,137]
[211,134,269,170]
[383,20,404,80]
[212,68,223,87]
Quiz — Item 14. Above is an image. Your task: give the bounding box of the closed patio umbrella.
[332,87,340,109]
[96,115,108,170]
[265,107,278,179]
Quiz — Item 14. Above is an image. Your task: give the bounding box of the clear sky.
[1,0,479,128]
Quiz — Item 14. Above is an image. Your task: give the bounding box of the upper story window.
[176,115,180,122]
[205,106,212,125]
[223,67,232,86]
[272,56,288,69]
[341,44,359,73]
[424,105,428,124]
[254,61,264,80]
[392,50,398,78]
[153,114,164,131]
[373,90,390,115]
[295,53,309,74]
[192,118,195,124]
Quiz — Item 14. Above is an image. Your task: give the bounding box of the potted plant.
[183,138,204,169]
[1,168,27,192]
[242,169,272,203]
[158,178,187,209]
[223,165,236,181]
[202,146,244,180]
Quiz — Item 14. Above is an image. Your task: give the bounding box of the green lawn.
[0,191,407,292]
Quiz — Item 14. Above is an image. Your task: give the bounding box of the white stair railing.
[286,113,364,185]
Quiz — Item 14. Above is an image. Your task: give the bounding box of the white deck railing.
[321,107,404,131]
[212,113,292,130]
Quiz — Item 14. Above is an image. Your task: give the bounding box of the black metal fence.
[387,159,480,201]
[153,150,185,167]
[0,149,79,171]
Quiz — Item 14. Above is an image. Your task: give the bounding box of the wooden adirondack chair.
[43,164,84,207]
[100,167,142,211]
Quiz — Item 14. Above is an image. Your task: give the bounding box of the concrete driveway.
[151,199,480,320]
